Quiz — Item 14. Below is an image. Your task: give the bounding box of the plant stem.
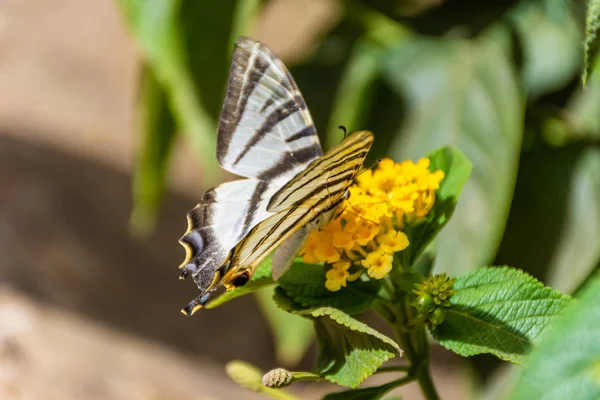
[375,364,411,374]
[415,358,439,400]
[393,286,441,400]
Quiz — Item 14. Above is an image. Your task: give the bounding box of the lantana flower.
[300,157,444,291]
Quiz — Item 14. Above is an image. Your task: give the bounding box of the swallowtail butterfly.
[178,37,373,315]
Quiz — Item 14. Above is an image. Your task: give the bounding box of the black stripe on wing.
[267,131,374,212]
[217,43,270,163]
[216,37,322,180]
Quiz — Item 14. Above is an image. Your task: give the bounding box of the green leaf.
[129,65,177,235]
[404,146,472,266]
[117,0,216,173]
[279,263,381,315]
[547,149,600,294]
[311,306,401,387]
[255,288,314,366]
[432,267,571,364]
[205,256,274,309]
[383,35,522,277]
[273,289,401,388]
[585,0,600,84]
[510,272,600,400]
[117,1,263,184]
[509,0,582,95]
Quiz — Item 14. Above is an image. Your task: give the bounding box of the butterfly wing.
[217,36,323,182]
[180,37,324,314]
[222,131,374,285]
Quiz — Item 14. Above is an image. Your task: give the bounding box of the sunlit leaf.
[404,146,472,267]
[273,289,401,388]
[510,272,600,400]
[383,36,522,276]
[547,149,600,293]
[432,267,571,364]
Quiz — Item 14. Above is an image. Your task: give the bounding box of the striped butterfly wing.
[220,131,374,287]
[180,37,323,314]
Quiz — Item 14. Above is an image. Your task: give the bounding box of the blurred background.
[1,0,598,399]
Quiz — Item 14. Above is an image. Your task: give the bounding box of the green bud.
[415,293,435,313]
[429,307,446,325]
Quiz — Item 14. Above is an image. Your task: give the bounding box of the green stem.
[393,284,440,400]
[375,365,411,374]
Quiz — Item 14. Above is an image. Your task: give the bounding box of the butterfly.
[178,36,374,315]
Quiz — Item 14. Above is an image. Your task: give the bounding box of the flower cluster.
[300,157,445,291]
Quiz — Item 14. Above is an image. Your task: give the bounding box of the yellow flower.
[299,156,444,289]
[299,232,319,264]
[377,230,409,253]
[361,249,393,279]
[312,231,341,263]
[325,261,351,291]
[354,221,379,246]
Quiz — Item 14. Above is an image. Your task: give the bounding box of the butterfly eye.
[231,272,250,287]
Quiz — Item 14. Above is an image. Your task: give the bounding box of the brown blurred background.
[0,1,469,399]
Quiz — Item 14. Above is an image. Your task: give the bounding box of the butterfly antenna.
[356,158,381,178]
[338,125,348,139]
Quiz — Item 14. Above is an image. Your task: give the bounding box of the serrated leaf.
[272,288,401,388]
[279,263,380,315]
[311,307,401,387]
[432,267,571,364]
[547,149,600,293]
[510,272,600,400]
[585,0,600,84]
[206,256,274,309]
[383,36,522,277]
[404,146,472,267]
[129,65,177,235]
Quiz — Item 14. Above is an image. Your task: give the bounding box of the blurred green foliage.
[117,0,600,394]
